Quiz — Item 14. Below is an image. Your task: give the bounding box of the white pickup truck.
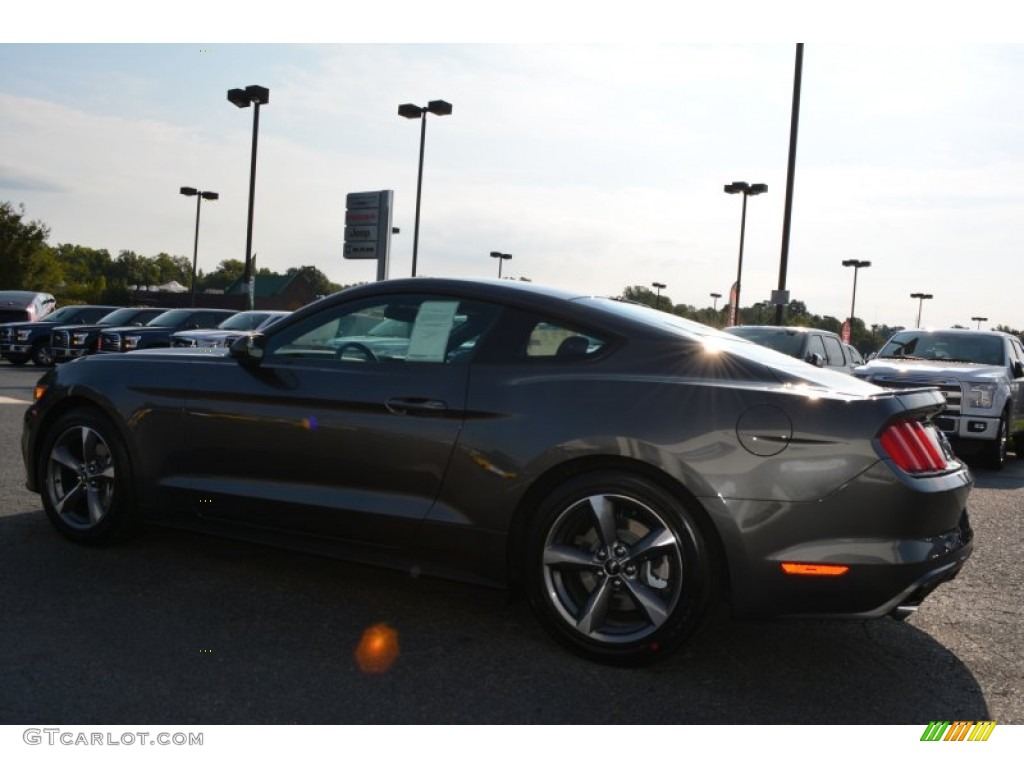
[854,328,1024,469]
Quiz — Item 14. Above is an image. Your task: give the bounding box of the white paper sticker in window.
[405,301,459,362]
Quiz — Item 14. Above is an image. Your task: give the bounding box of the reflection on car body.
[22,278,973,665]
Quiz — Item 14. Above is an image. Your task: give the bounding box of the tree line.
[5,200,1020,350]
[1,201,342,305]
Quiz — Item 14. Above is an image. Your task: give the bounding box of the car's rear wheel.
[982,410,1009,470]
[39,409,138,543]
[524,471,716,666]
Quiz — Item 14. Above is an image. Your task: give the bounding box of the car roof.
[725,325,839,335]
[309,277,736,345]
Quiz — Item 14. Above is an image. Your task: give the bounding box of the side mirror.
[805,352,825,368]
[229,333,266,367]
[1013,361,1024,379]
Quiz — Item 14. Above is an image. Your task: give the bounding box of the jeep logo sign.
[343,190,394,281]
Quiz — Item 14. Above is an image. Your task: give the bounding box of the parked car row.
[1,303,291,367]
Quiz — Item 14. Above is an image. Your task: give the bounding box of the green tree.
[0,201,60,289]
[286,265,342,297]
[201,259,245,291]
[151,252,191,286]
[51,243,112,303]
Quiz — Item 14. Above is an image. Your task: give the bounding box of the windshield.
[146,309,194,327]
[218,312,270,331]
[725,327,806,357]
[878,331,1004,365]
[99,307,146,325]
[37,305,80,323]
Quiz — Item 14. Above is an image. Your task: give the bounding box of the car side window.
[525,322,605,359]
[474,308,608,364]
[822,335,847,367]
[266,295,499,364]
[805,334,827,361]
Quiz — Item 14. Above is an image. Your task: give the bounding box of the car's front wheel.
[982,410,1009,470]
[524,471,717,666]
[31,340,54,367]
[38,409,139,543]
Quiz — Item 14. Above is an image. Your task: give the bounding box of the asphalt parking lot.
[0,361,1021,725]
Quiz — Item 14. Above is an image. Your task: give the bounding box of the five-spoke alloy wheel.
[525,471,716,666]
[39,410,137,543]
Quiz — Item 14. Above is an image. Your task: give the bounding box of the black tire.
[38,408,139,543]
[524,471,717,666]
[5,354,28,366]
[31,340,54,367]
[982,410,1009,470]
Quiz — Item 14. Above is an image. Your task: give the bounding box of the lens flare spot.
[301,416,318,430]
[355,623,400,674]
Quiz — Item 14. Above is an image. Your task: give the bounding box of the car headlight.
[967,383,997,409]
[16,329,32,341]
[124,334,142,350]
[71,332,90,345]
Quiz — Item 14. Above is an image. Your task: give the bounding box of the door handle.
[386,397,448,416]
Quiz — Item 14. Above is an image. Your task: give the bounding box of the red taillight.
[880,420,948,473]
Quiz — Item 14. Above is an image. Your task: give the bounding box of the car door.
[179,293,500,550]
[821,334,851,372]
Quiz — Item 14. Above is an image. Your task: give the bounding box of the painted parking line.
[0,395,31,405]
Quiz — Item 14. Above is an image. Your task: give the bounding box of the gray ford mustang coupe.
[22,278,973,665]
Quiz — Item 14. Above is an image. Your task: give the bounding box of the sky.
[2,4,1024,333]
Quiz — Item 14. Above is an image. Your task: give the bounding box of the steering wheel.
[334,342,378,362]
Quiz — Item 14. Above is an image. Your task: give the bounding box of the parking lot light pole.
[972,316,988,330]
[724,181,767,326]
[710,292,722,311]
[179,187,219,307]
[398,99,452,277]
[651,282,666,310]
[490,251,512,278]
[227,84,269,310]
[911,292,933,328]
[842,259,871,322]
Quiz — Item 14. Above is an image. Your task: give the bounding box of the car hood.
[0,320,58,330]
[173,330,235,339]
[856,359,1005,381]
[101,325,173,333]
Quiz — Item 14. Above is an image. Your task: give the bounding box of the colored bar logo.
[920,721,996,741]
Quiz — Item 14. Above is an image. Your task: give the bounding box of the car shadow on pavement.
[0,510,989,725]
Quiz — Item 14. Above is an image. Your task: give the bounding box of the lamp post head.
[724,181,767,196]
[200,191,219,201]
[180,186,198,197]
[490,251,511,260]
[911,292,934,300]
[652,282,666,290]
[843,259,871,268]
[710,292,721,298]
[228,85,269,109]
[398,103,424,119]
[427,100,453,116]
